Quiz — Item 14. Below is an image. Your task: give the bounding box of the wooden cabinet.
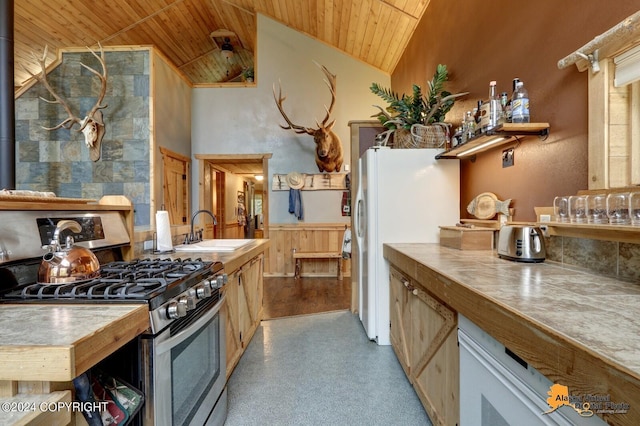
[237,254,264,348]
[389,266,459,426]
[222,253,264,379]
[389,268,411,377]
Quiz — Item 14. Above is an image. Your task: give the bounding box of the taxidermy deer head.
[26,44,108,162]
[273,63,344,173]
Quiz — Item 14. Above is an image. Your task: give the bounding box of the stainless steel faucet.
[186,209,218,244]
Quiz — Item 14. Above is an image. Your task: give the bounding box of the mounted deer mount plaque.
[25,44,108,162]
[272,62,344,173]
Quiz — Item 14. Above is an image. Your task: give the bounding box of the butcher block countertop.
[0,304,149,382]
[384,243,640,426]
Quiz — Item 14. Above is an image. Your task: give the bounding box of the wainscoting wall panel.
[265,223,351,277]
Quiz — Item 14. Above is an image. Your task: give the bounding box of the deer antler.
[79,44,108,130]
[24,45,82,131]
[24,43,109,161]
[26,43,108,132]
[272,81,316,135]
[313,61,336,129]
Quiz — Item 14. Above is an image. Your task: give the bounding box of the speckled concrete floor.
[224,310,432,426]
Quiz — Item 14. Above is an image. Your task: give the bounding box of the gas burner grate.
[0,258,222,302]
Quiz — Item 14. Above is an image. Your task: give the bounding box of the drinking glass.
[606,192,631,225]
[553,196,570,223]
[630,192,640,226]
[587,194,608,224]
[568,195,588,223]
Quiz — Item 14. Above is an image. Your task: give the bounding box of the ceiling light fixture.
[221,37,234,61]
[254,175,264,181]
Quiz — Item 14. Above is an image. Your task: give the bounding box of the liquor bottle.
[511,81,530,123]
[506,78,521,122]
[465,111,476,140]
[488,81,503,129]
[500,92,509,122]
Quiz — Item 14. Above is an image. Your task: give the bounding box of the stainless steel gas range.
[0,200,228,426]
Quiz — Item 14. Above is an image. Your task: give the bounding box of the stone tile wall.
[15,50,151,226]
[546,235,640,281]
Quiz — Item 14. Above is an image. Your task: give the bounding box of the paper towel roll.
[156,211,173,252]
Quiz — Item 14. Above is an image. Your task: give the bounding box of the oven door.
[144,295,227,426]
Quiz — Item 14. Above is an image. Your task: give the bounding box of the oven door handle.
[155,295,225,355]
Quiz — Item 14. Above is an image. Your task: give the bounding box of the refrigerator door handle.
[355,189,364,242]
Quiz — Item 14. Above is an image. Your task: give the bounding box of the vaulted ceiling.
[14,0,430,88]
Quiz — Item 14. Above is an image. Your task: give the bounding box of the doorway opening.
[195,154,271,239]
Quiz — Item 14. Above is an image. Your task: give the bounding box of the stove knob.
[179,295,196,310]
[196,284,211,299]
[216,275,225,287]
[207,278,218,290]
[166,301,186,319]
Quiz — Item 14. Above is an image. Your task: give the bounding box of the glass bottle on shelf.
[465,111,476,140]
[488,81,504,129]
[500,92,509,122]
[506,78,520,123]
[511,81,530,123]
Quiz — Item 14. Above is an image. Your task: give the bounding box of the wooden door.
[160,147,190,225]
[389,267,411,378]
[410,286,459,426]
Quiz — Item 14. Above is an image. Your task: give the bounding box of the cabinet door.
[410,286,459,426]
[238,255,263,347]
[222,270,242,379]
[389,267,412,378]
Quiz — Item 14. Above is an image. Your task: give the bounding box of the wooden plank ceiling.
[14,0,430,88]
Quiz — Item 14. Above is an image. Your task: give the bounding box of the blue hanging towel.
[288,188,304,220]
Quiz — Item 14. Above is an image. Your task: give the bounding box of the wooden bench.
[293,251,343,280]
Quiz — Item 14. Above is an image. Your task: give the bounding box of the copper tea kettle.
[37,219,101,284]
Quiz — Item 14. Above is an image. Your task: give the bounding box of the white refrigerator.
[355,146,459,345]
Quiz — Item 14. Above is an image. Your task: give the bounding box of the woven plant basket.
[391,128,413,148]
[392,124,450,149]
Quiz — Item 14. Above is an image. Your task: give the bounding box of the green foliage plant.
[370,64,467,130]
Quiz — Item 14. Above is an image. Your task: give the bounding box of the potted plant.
[370,64,467,148]
[242,66,254,82]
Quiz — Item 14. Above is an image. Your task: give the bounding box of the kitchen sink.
[174,239,254,252]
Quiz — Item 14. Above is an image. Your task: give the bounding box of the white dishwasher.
[458,315,607,426]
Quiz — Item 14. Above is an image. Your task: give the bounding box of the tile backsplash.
[546,235,640,281]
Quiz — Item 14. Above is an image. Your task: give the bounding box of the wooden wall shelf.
[540,222,640,244]
[436,123,550,159]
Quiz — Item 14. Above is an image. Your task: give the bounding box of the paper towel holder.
[152,231,175,254]
[153,207,175,254]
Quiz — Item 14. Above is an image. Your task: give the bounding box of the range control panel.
[36,216,105,246]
